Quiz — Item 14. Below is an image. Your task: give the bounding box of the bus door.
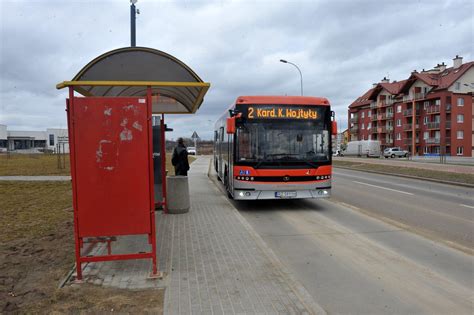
[227,133,234,192]
[218,126,224,177]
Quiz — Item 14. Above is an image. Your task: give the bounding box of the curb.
[207,158,327,315]
[333,166,474,188]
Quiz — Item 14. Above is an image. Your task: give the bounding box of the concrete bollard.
[166,176,190,214]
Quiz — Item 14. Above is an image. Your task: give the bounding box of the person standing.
[171,137,190,176]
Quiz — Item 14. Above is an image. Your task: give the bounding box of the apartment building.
[348,55,473,157]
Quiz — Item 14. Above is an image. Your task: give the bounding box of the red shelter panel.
[70,97,152,237]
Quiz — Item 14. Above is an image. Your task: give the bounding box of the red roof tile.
[349,88,374,109]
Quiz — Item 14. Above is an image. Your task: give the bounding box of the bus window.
[237,127,252,160]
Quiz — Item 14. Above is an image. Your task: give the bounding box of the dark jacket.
[171,144,190,176]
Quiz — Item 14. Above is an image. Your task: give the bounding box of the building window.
[457,130,464,139]
[368,111,371,117]
[397,105,402,113]
[423,101,429,109]
[423,117,429,125]
[49,134,54,146]
[457,97,464,106]
[424,146,429,154]
[456,146,463,155]
[361,123,365,130]
[423,132,429,140]
[457,114,464,123]
[396,119,401,127]
[361,111,365,119]
[455,82,461,90]
[367,122,371,129]
[396,133,401,140]
[435,99,440,106]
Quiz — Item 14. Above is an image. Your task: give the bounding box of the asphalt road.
[221,169,474,314]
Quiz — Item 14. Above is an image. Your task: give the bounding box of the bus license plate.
[275,191,297,198]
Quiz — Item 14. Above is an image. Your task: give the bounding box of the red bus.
[214,95,337,200]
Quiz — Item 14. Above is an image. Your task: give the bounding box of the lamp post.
[130,0,138,47]
[280,59,303,96]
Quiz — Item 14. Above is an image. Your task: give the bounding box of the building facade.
[0,124,69,153]
[348,56,473,157]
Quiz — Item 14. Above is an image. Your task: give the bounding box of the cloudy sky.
[0,0,472,140]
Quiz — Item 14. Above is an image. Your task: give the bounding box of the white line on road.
[459,204,474,209]
[352,181,414,195]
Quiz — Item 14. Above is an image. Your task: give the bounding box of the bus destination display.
[243,105,320,120]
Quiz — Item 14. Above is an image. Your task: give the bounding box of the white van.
[343,140,381,157]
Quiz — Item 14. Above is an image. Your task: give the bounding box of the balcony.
[403,95,413,102]
[425,138,441,144]
[404,138,420,144]
[350,117,358,123]
[403,109,420,117]
[371,128,378,134]
[380,112,394,120]
[426,106,440,114]
[386,125,394,132]
[414,92,426,100]
[370,102,377,109]
[371,115,378,121]
[403,124,419,131]
[426,122,440,129]
[350,126,359,133]
[379,99,394,107]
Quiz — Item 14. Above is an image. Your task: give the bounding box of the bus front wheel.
[224,170,233,199]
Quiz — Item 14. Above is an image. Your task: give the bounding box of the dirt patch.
[0,181,163,314]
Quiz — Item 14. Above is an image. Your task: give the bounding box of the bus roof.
[235,96,330,106]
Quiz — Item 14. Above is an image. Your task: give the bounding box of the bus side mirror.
[227,117,236,134]
[332,121,337,135]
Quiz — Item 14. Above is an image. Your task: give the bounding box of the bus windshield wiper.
[254,159,265,169]
[303,160,318,168]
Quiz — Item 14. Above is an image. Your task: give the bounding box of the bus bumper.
[232,187,331,200]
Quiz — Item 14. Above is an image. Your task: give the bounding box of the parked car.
[343,140,381,157]
[333,149,343,157]
[187,146,196,155]
[383,147,409,158]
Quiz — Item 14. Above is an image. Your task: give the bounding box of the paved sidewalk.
[68,157,324,314]
[334,157,474,174]
[0,175,71,181]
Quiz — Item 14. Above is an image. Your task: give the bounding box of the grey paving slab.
[66,156,324,314]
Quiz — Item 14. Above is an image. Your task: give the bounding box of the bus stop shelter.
[56,47,210,280]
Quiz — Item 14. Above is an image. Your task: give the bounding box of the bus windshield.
[236,120,329,165]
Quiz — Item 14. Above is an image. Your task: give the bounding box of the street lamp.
[130,0,139,47]
[280,59,303,96]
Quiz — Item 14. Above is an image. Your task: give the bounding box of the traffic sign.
[191,131,200,139]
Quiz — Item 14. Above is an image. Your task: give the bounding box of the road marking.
[459,204,474,209]
[352,181,414,195]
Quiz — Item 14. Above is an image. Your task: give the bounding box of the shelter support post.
[161,113,167,214]
[66,87,84,281]
[147,86,159,277]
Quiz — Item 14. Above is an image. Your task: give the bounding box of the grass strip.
[333,160,474,185]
